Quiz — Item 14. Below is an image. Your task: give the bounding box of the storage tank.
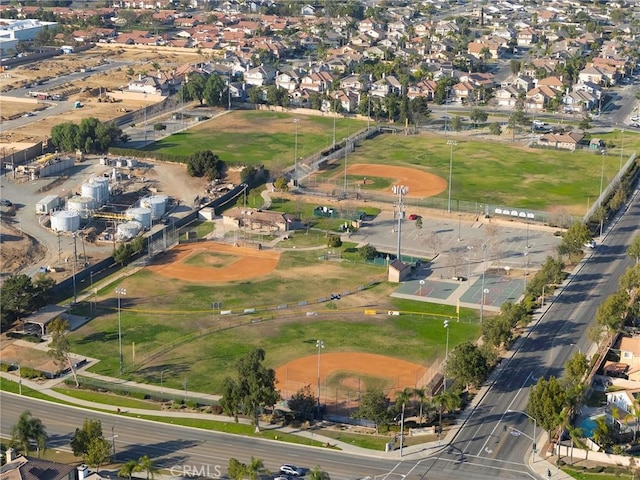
[81,182,101,202]
[67,196,95,217]
[94,177,110,203]
[142,195,167,220]
[50,210,80,232]
[116,221,142,240]
[126,207,152,229]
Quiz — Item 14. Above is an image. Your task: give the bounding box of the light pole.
[506,409,537,454]
[393,185,409,261]
[316,340,324,416]
[111,425,117,460]
[467,245,473,279]
[457,214,461,241]
[447,140,457,213]
[443,320,450,391]
[115,287,126,375]
[14,363,21,395]
[619,128,625,171]
[293,118,300,183]
[343,138,348,194]
[599,150,605,237]
[480,243,487,322]
[160,369,167,396]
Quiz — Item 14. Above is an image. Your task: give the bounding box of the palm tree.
[11,410,48,457]
[118,459,141,479]
[395,387,413,416]
[433,390,461,437]
[246,457,266,480]
[413,388,426,425]
[565,424,586,465]
[138,455,159,480]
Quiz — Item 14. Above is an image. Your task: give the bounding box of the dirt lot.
[0,219,46,275]
[0,47,203,142]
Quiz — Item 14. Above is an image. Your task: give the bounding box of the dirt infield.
[146,242,280,282]
[341,163,447,197]
[275,352,427,405]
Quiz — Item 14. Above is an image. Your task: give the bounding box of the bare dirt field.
[0,220,46,275]
[146,241,281,282]
[333,163,447,198]
[275,352,427,405]
[0,47,203,142]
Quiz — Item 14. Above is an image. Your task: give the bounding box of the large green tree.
[70,418,104,457]
[50,118,122,153]
[445,342,489,390]
[287,385,317,420]
[526,376,566,433]
[558,222,592,258]
[83,437,112,472]
[186,150,224,181]
[11,410,48,457]
[219,348,280,430]
[628,235,640,264]
[354,389,391,433]
[118,460,141,479]
[1,274,54,330]
[204,74,227,107]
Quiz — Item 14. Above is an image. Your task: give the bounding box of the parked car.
[584,240,596,249]
[408,214,420,220]
[280,465,304,477]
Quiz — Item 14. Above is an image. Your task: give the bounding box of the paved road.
[0,393,408,480]
[436,187,640,475]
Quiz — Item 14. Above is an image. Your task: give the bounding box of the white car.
[631,116,640,122]
[584,240,596,249]
[280,465,304,477]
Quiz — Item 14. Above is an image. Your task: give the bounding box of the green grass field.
[145,110,638,214]
[70,245,479,394]
[143,110,366,166]
[319,131,637,214]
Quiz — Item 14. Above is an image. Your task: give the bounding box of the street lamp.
[447,140,457,213]
[392,185,409,261]
[506,409,537,453]
[443,320,450,392]
[480,243,487,322]
[293,118,300,183]
[13,363,21,395]
[316,340,324,416]
[619,128,625,171]
[343,138,349,194]
[467,245,474,279]
[599,150,605,237]
[115,287,126,375]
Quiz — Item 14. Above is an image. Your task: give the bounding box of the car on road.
[22,112,34,117]
[408,214,420,220]
[631,116,640,122]
[630,123,640,128]
[280,465,304,477]
[584,240,597,249]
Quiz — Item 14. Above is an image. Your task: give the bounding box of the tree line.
[50,117,126,154]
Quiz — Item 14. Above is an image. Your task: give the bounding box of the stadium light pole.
[393,185,409,261]
[480,243,487,322]
[447,140,457,213]
[294,118,300,183]
[443,320,450,391]
[599,150,605,236]
[316,340,324,417]
[115,287,126,375]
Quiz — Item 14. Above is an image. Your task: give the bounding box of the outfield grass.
[143,111,366,166]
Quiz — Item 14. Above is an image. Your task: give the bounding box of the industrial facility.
[33,158,173,243]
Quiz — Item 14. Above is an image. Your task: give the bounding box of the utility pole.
[393,185,409,261]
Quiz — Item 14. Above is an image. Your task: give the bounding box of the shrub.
[153,123,167,131]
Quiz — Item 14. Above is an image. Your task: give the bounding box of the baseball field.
[68,110,637,403]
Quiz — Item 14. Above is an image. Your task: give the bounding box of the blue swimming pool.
[578,415,606,438]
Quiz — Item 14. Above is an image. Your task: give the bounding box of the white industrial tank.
[142,195,167,220]
[116,221,142,240]
[67,196,95,217]
[94,177,110,203]
[126,207,152,229]
[81,182,101,202]
[50,210,80,232]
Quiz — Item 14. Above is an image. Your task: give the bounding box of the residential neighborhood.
[0,0,637,129]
